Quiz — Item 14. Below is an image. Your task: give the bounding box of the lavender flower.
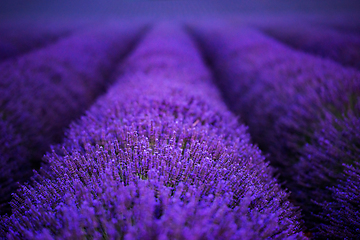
[188,22,360,237]
[0,22,146,215]
[5,172,299,240]
[1,24,305,239]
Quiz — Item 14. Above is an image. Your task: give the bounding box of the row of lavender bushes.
[188,21,360,239]
[0,21,146,215]
[255,20,360,70]
[0,20,79,62]
[0,24,306,239]
[309,14,360,36]
[2,19,358,239]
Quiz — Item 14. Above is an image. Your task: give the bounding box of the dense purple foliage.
[0,120,28,212]
[0,22,146,215]
[188,22,360,237]
[320,162,360,239]
[297,113,360,238]
[258,21,360,70]
[1,24,306,239]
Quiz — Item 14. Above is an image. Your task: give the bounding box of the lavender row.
[0,22,146,215]
[319,163,360,239]
[299,111,360,238]
[257,21,360,70]
[0,120,28,214]
[0,20,78,62]
[309,14,360,35]
[188,22,360,238]
[1,24,306,239]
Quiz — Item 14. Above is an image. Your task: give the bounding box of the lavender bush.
[1,24,305,239]
[188,22,360,237]
[0,22,146,215]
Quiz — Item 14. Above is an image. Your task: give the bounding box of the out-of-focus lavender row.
[256,21,360,70]
[0,20,80,62]
[188,22,360,238]
[0,120,28,216]
[1,24,306,239]
[309,14,360,35]
[0,22,147,215]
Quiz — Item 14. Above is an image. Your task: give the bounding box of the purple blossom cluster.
[257,21,360,70]
[1,24,305,239]
[188,22,360,238]
[0,23,146,215]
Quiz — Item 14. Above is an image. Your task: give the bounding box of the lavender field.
[0,2,360,239]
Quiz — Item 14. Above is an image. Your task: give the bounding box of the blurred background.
[1,0,360,21]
